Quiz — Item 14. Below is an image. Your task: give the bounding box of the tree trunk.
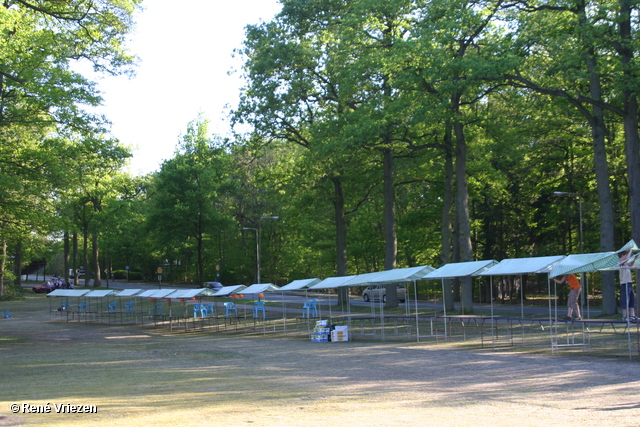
[72,232,78,287]
[332,177,349,305]
[13,240,22,289]
[618,0,640,245]
[83,227,90,287]
[454,119,474,314]
[63,231,70,285]
[383,147,398,308]
[92,229,101,287]
[585,41,616,315]
[441,124,455,311]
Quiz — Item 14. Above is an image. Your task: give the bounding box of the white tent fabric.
[136,289,178,299]
[479,255,565,276]
[84,290,120,297]
[279,278,320,291]
[309,265,436,290]
[309,275,356,290]
[343,265,436,287]
[341,271,388,287]
[115,289,144,297]
[241,283,280,295]
[47,289,90,297]
[548,240,638,277]
[423,260,498,279]
[548,252,616,278]
[212,285,247,297]
[369,265,435,283]
[164,288,216,299]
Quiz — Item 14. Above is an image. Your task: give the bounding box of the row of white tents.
[47,240,639,356]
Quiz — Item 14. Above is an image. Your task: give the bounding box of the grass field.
[1,294,640,427]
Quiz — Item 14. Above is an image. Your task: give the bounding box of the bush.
[112,270,144,281]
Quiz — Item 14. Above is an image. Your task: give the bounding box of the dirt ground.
[1,297,639,427]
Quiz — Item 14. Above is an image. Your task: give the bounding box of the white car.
[362,285,407,303]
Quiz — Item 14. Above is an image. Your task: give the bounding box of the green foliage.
[5,0,640,303]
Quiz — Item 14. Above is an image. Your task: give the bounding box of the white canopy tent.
[478,255,565,347]
[241,283,280,296]
[422,260,498,339]
[279,279,321,329]
[46,289,91,313]
[308,265,436,341]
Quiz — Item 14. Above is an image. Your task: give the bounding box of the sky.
[91,0,283,175]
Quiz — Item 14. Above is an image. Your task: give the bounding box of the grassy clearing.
[1,295,640,427]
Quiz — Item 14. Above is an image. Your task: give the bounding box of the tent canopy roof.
[479,256,565,276]
[115,289,144,297]
[165,288,216,299]
[309,276,356,290]
[212,285,246,297]
[84,290,120,298]
[47,289,90,297]
[309,265,435,290]
[242,283,280,294]
[279,278,320,291]
[345,265,435,287]
[136,289,177,299]
[424,260,498,280]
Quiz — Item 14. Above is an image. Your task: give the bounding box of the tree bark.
[586,50,616,314]
[332,177,350,305]
[454,118,474,314]
[618,0,640,245]
[441,124,455,311]
[383,147,399,307]
[92,229,101,287]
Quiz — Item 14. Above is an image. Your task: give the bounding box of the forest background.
[2,0,640,317]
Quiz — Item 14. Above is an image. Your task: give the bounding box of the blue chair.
[108,301,117,312]
[193,303,202,318]
[78,301,87,312]
[2,310,12,319]
[302,298,318,318]
[253,301,266,319]
[201,303,214,318]
[153,303,163,316]
[59,300,70,311]
[123,300,135,313]
[224,302,237,318]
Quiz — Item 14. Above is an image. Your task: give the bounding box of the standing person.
[618,248,636,322]
[552,273,582,321]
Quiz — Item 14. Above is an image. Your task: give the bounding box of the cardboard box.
[331,326,349,342]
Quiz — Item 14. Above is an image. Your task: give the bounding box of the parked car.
[204,281,223,291]
[362,285,407,303]
[33,280,65,293]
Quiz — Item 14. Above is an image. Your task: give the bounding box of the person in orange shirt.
[552,273,582,321]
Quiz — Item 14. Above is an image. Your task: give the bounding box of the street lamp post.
[242,227,258,283]
[242,215,279,284]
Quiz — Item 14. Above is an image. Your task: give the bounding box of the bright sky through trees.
[92,0,282,175]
